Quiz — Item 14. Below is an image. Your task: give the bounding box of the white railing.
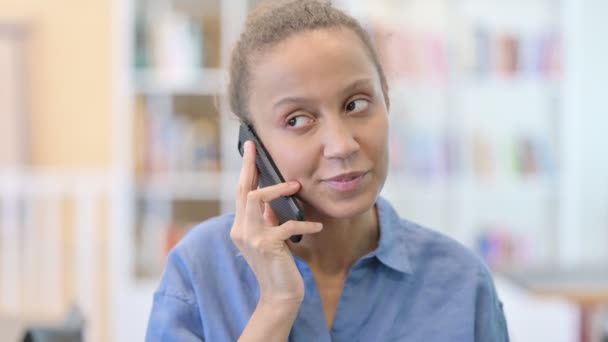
[0,169,110,342]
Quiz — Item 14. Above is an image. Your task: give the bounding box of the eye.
[345,99,369,113]
[286,115,313,128]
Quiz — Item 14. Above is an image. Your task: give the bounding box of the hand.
[230,141,323,305]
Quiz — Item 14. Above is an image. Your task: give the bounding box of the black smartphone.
[238,123,304,243]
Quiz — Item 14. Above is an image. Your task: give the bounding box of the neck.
[287,204,380,276]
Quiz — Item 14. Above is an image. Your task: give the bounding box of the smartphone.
[238,123,304,243]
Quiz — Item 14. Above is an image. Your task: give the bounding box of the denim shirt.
[146,197,509,341]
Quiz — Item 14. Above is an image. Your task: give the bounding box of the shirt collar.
[235,196,413,275]
[373,196,413,274]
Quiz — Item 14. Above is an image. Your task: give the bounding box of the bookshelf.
[111,0,608,340]
[131,0,223,277]
[126,0,564,278]
[342,0,563,270]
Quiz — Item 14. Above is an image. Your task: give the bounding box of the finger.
[236,141,258,214]
[250,181,301,205]
[245,181,301,223]
[263,202,279,226]
[274,220,323,241]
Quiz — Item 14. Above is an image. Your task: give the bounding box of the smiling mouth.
[325,171,368,182]
[322,171,369,192]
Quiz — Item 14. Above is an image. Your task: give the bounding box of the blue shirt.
[146,197,509,341]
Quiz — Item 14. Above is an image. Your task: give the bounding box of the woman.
[146,1,509,341]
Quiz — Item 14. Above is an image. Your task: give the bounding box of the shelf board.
[138,171,223,200]
[457,76,560,96]
[134,68,226,95]
[136,170,243,201]
[137,170,554,201]
[388,77,559,107]
[382,173,556,200]
[458,179,557,201]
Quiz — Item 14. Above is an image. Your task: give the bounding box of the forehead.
[249,27,378,103]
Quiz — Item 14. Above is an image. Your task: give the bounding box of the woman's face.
[247,27,389,220]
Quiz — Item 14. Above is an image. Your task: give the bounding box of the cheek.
[271,143,317,182]
[364,114,389,160]
[364,116,390,188]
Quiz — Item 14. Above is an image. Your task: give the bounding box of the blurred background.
[0,0,607,341]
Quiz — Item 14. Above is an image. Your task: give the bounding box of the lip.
[322,171,369,192]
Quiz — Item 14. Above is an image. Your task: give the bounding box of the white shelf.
[112,0,605,340]
[458,179,556,201]
[460,76,558,90]
[383,174,556,200]
[135,174,554,203]
[137,170,242,201]
[456,77,560,100]
[138,171,223,200]
[134,68,226,95]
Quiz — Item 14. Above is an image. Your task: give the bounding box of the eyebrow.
[272,78,374,110]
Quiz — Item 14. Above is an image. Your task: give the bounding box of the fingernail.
[244,141,251,152]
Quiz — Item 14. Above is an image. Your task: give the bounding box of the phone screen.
[238,123,304,242]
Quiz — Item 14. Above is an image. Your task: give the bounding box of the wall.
[560,0,608,265]
[577,0,608,263]
[0,2,112,341]
[0,0,111,168]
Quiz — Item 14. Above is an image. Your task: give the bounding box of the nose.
[321,116,360,160]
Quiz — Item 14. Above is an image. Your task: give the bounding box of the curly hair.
[228,0,389,122]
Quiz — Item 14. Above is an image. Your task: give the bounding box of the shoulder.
[401,219,509,340]
[156,213,237,295]
[395,215,496,292]
[376,196,488,279]
[177,213,237,259]
[147,214,236,340]
[396,215,504,303]
[401,217,483,270]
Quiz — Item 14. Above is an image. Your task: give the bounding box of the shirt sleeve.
[146,250,205,342]
[474,263,510,342]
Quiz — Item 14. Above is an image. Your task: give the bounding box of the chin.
[300,187,380,220]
